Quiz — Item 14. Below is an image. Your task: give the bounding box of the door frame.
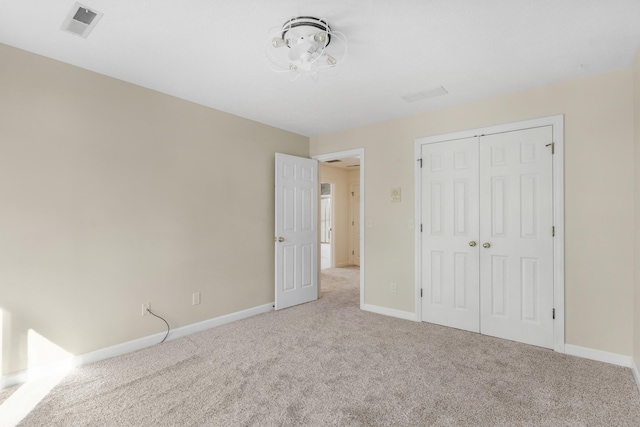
[313,148,365,309]
[349,182,361,266]
[414,115,565,352]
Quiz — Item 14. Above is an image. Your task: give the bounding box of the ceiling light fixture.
[266,16,347,81]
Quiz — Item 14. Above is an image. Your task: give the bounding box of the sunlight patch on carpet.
[0,371,69,426]
[0,329,74,426]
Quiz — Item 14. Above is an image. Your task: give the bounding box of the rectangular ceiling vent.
[61,3,103,39]
[402,86,448,103]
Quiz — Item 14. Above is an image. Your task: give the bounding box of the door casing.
[414,115,565,352]
[350,183,361,267]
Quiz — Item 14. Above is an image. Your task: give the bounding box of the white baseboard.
[0,302,274,390]
[632,358,640,394]
[362,303,418,322]
[564,344,634,368]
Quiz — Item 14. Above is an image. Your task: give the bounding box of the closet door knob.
[469,241,477,247]
[482,242,491,248]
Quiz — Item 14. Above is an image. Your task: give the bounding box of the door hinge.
[352,250,354,255]
[351,191,354,196]
[417,158,423,168]
[552,308,556,319]
[546,142,555,154]
[420,224,423,232]
[552,226,555,237]
[352,220,354,226]
[421,288,423,298]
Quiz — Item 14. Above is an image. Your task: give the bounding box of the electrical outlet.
[142,303,150,316]
[390,283,397,293]
[192,292,201,306]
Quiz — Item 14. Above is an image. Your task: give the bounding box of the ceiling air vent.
[61,3,103,38]
[402,86,448,103]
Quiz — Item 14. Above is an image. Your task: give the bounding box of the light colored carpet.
[7,266,640,426]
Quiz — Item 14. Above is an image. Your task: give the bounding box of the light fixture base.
[266,16,347,80]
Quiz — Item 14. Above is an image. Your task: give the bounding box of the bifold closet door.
[478,127,554,349]
[421,137,480,332]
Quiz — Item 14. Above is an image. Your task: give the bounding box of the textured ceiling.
[1,1,639,137]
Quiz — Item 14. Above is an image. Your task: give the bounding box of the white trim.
[363,304,418,322]
[414,115,565,352]
[0,302,274,390]
[632,358,640,394]
[414,140,423,322]
[349,182,361,267]
[313,149,365,310]
[564,345,640,393]
[564,344,634,368]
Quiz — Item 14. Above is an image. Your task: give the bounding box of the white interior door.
[479,127,554,348]
[421,137,480,332]
[351,184,361,266]
[275,153,318,310]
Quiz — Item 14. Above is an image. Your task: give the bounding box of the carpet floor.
[7,266,640,426]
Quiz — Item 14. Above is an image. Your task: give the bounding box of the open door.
[275,153,319,310]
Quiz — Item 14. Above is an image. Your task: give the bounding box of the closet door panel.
[478,127,554,349]
[421,137,480,332]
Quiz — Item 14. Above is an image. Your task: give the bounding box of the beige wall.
[634,50,640,368]
[311,68,635,356]
[0,43,308,376]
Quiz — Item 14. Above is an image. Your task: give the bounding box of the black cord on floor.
[146,308,170,343]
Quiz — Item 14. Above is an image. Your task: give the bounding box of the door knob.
[482,242,491,248]
[469,241,477,247]
[277,236,285,242]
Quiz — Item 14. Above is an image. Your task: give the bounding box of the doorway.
[314,149,365,309]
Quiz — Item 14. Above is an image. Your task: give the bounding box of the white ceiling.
[1,1,639,137]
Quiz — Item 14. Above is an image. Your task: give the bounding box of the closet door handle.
[482,242,491,248]
[469,241,477,247]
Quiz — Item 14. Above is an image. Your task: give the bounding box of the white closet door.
[478,127,554,348]
[421,137,480,332]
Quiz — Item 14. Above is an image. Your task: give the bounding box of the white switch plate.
[193,292,201,305]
